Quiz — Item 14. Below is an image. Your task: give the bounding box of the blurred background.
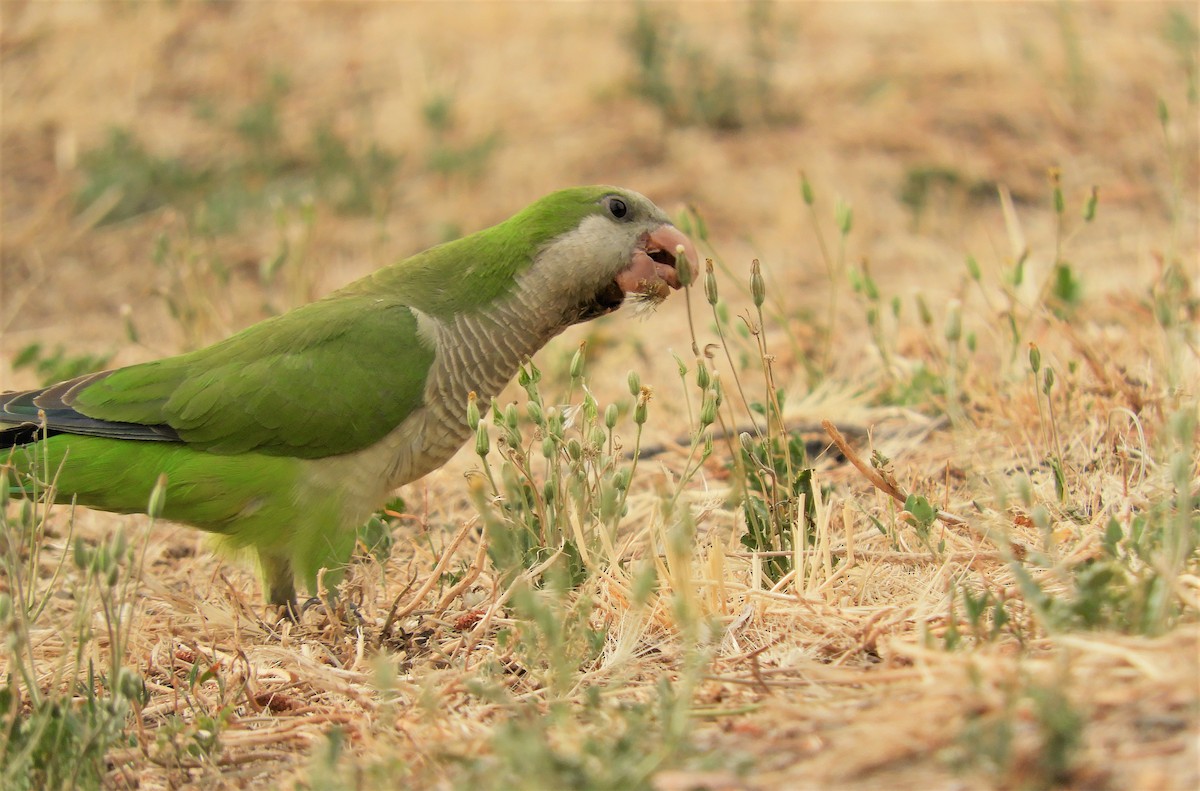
[2,4,1198,788]
[3,1,1194,391]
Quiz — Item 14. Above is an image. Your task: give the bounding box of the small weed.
[75,70,401,238]
[625,1,794,130]
[1003,406,1197,639]
[153,704,236,775]
[1163,7,1199,104]
[899,165,962,230]
[422,92,501,180]
[0,663,145,791]
[1028,343,1068,505]
[798,172,855,374]
[310,123,400,215]
[299,727,404,791]
[470,351,650,588]
[233,70,290,172]
[1045,169,1088,318]
[943,578,1015,650]
[128,186,323,349]
[461,344,712,788]
[847,260,891,375]
[989,170,1098,362]
[899,165,999,232]
[737,432,815,584]
[687,249,830,589]
[1151,100,1198,390]
[357,496,405,566]
[76,128,214,225]
[954,672,1084,791]
[1053,2,1093,110]
[0,466,151,789]
[875,363,947,412]
[1011,416,1198,636]
[461,678,695,791]
[901,493,941,551]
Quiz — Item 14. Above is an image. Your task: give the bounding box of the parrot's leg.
[258,549,298,610]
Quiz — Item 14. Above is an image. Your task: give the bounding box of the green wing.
[28,295,435,459]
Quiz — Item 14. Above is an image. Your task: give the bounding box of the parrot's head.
[516,186,697,324]
[379,186,697,324]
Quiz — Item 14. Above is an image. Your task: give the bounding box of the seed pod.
[944,301,962,343]
[750,259,765,308]
[1049,167,1064,215]
[627,370,641,397]
[1083,186,1098,223]
[915,294,933,327]
[800,171,815,206]
[635,387,651,425]
[148,475,168,520]
[704,259,718,306]
[700,394,717,427]
[466,391,480,430]
[836,200,853,235]
[570,342,586,379]
[965,255,981,282]
[676,245,693,287]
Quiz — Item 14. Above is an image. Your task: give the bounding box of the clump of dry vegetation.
[2,2,1197,790]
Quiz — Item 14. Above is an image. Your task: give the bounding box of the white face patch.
[508,189,685,325]
[525,212,635,301]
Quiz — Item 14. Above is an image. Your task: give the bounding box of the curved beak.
[616,223,698,294]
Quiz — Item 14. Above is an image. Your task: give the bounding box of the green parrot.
[2,186,694,607]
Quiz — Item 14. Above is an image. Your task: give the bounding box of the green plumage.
[9,436,351,603]
[76,298,434,457]
[2,185,691,606]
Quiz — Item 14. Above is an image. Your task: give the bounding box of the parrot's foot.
[269,599,302,623]
[261,553,298,611]
[282,595,365,630]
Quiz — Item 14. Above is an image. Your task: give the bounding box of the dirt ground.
[1,2,1197,790]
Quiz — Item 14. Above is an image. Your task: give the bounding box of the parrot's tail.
[1,423,55,449]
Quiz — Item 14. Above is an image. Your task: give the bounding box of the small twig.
[433,529,489,613]
[635,420,864,461]
[381,516,479,639]
[821,419,968,527]
[455,546,567,667]
[731,549,1003,565]
[822,420,904,501]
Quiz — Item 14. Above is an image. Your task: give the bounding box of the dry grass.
[2,2,1198,790]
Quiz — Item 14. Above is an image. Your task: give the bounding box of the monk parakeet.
[2,186,694,606]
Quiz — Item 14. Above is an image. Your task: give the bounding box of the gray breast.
[386,288,574,488]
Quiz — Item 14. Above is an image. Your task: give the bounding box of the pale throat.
[375,228,625,492]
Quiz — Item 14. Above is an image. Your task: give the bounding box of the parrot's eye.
[605,197,629,220]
